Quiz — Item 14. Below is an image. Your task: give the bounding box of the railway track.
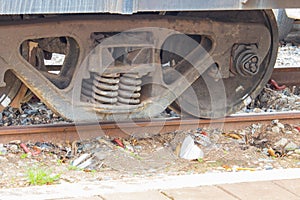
[1,112,300,144]
[0,67,299,143]
[271,67,300,86]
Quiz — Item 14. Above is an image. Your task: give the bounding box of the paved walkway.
[1,168,300,200]
[92,179,300,200]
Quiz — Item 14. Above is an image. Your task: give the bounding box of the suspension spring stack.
[118,73,142,105]
[92,73,120,104]
[81,72,142,107]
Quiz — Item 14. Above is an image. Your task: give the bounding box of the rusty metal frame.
[0,12,273,121]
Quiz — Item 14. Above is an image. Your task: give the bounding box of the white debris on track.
[275,43,300,67]
[237,85,300,114]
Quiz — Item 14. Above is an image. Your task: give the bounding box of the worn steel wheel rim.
[161,10,278,118]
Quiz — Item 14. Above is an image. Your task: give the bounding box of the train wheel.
[161,10,278,118]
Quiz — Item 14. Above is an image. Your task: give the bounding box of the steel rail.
[271,67,300,86]
[0,112,300,143]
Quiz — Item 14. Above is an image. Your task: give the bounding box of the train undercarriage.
[0,10,283,121]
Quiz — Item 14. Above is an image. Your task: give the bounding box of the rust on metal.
[9,84,29,109]
[0,11,276,121]
[271,67,300,87]
[1,112,300,143]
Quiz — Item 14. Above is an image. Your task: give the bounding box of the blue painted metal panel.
[0,0,136,15]
[0,0,299,15]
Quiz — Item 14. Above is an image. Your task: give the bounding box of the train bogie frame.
[0,0,299,121]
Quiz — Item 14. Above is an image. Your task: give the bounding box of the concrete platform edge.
[1,168,300,200]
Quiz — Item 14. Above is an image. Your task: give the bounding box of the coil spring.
[117,73,142,105]
[85,72,142,105]
[92,73,120,104]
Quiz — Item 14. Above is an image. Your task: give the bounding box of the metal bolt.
[233,44,260,77]
[251,57,258,63]
[250,63,257,73]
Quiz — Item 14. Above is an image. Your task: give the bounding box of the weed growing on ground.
[26,167,60,185]
[56,159,63,165]
[20,153,28,159]
[67,165,81,171]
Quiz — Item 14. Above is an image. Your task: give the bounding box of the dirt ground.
[1,119,300,189]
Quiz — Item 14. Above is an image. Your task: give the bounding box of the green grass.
[129,152,142,160]
[56,159,63,165]
[20,153,28,159]
[67,165,81,171]
[26,167,60,185]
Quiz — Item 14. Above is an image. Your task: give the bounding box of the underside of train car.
[0,0,299,121]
